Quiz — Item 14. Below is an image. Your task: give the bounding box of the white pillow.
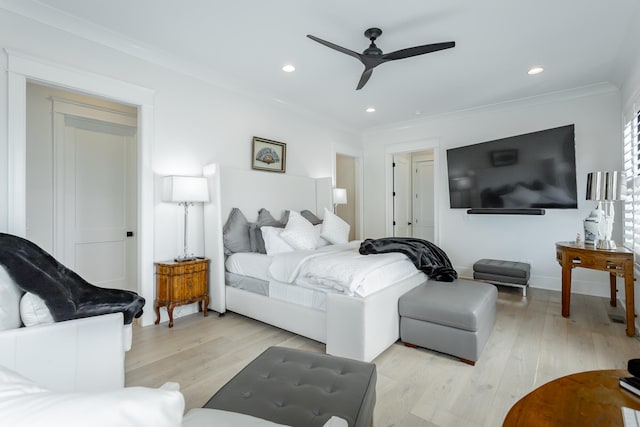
[320,208,351,244]
[280,211,320,251]
[20,292,54,327]
[0,365,184,427]
[315,225,331,248]
[260,226,295,255]
[0,266,23,331]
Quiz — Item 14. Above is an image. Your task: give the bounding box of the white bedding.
[227,241,422,299]
[225,253,273,281]
[269,241,422,297]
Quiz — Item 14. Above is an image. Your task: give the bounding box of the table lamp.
[163,175,209,261]
[333,188,347,214]
[585,171,623,249]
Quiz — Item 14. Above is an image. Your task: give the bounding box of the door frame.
[333,145,364,240]
[6,49,157,327]
[412,154,435,241]
[384,139,440,243]
[392,153,412,237]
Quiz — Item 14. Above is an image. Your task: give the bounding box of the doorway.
[26,83,138,292]
[335,153,359,240]
[392,149,437,242]
[7,51,156,325]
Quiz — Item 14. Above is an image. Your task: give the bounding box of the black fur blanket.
[359,237,458,282]
[0,233,144,324]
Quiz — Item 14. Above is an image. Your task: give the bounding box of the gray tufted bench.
[399,279,497,365]
[473,258,531,296]
[204,346,377,427]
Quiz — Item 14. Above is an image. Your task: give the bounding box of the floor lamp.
[163,175,209,261]
[585,171,623,250]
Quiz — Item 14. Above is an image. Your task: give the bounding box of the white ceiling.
[10,0,640,131]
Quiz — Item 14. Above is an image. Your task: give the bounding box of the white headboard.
[203,165,332,313]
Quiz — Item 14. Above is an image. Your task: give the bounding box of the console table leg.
[609,274,617,307]
[561,261,572,317]
[625,268,635,337]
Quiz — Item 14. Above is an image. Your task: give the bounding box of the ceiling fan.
[307,28,455,90]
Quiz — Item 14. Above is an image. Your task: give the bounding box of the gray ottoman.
[204,346,376,427]
[399,279,497,365]
[473,258,530,296]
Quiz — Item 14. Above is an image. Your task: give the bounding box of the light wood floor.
[126,286,640,426]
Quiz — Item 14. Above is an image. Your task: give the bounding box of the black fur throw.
[0,233,144,324]
[359,237,458,282]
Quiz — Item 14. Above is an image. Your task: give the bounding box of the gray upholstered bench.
[399,279,497,365]
[204,346,377,427]
[473,258,531,296]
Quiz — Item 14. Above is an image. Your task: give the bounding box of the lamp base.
[174,254,197,262]
[596,239,617,250]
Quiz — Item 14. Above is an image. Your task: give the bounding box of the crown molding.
[0,0,359,135]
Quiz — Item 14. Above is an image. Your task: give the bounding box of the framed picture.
[252,137,286,173]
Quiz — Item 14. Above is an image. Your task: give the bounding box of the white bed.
[203,165,426,362]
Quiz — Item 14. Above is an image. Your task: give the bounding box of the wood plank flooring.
[125,286,640,426]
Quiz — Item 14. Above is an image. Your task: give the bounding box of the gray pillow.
[253,208,286,254]
[300,210,322,225]
[257,208,285,227]
[223,208,251,255]
[248,223,264,253]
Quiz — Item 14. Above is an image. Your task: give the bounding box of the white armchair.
[0,312,126,392]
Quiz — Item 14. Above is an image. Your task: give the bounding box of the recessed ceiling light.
[528,67,544,75]
[366,107,376,113]
[282,64,295,73]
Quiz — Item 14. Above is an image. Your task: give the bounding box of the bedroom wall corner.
[203,163,226,314]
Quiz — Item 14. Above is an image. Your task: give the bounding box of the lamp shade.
[585,171,623,201]
[333,188,347,205]
[162,176,209,203]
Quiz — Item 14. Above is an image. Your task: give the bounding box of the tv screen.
[446,124,577,209]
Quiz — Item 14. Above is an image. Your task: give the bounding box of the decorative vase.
[583,206,604,245]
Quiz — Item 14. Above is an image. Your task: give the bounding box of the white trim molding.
[4,49,157,327]
[384,138,441,240]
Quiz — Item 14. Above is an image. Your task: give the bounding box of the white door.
[54,101,137,291]
[413,160,435,241]
[393,154,412,237]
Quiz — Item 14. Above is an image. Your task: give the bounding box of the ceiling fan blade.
[382,41,455,61]
[307,35,361,60]
[356,68,374,90]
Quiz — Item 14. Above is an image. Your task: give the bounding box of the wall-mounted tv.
[446,124,577,212]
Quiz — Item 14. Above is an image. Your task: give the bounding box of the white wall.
[363,85,623,296]
[0,9,362,323]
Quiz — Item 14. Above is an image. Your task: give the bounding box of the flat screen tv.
[446,124,577,211]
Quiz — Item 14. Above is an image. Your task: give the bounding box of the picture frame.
[252,137,286,173]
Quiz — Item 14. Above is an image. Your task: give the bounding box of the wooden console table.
[555,241,635,336]
[503,370,640,426]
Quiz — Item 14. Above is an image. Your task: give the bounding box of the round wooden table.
[503,370,640,426]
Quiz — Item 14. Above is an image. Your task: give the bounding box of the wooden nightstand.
[154,258,210,327]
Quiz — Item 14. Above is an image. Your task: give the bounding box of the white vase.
[583,206,604,244]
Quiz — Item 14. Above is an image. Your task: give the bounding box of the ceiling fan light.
[528,66,544,75]
[366,107,376,113]
[282,64,296,73]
